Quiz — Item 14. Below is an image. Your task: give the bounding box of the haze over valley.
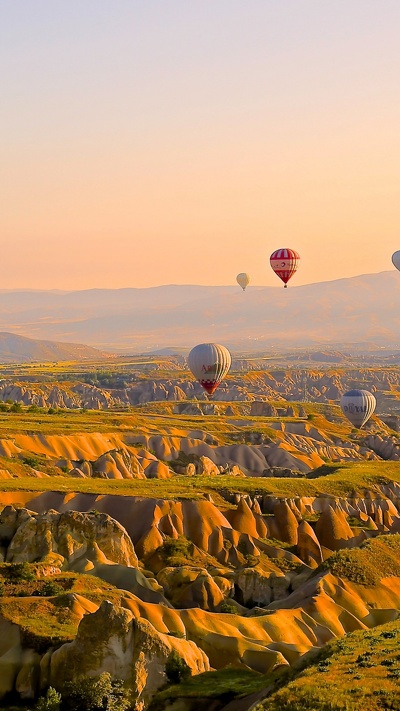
[1,271,399,351]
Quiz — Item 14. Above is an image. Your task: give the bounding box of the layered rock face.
[0,382,116,410]
[3,484,400,581]
[0,422,395,485]
[2,366,400,410]
[1,507,138,568]
[49,602,209,711]
[2,489,400,707]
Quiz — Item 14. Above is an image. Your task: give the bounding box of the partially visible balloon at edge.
[340,389,376,429]
[392,251,400,271]
[236,273,250,291]
[270,248,300,287]
[187,343,231,395]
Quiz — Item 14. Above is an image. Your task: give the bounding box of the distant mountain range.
[0,333,106,363]
[0,271,398,352]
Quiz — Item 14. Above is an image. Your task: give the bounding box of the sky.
[1,0,400,290]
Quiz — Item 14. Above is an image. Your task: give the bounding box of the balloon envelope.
[270,248,300,287]
[188,343,231,395]
[392,251,400,271]
[340,389,376,429]
[236,273,250,290]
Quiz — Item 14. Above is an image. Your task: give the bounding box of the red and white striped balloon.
[270,248,300,287]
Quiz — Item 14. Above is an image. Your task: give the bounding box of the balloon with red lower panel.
[270,248,300,287]
[188,343,231,395]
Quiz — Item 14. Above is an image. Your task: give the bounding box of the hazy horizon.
[0,267,396,293]
[0,271,397,351]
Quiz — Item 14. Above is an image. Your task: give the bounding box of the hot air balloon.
[340,389,376,429]
[392,251,400,272]
[236,273,250,291]
[270,248,300,287]
[188,343,231,395]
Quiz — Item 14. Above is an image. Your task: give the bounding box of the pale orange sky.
[1,1,400,289]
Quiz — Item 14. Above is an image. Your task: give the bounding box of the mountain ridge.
[0,332,108,362]
[0,271,398,350]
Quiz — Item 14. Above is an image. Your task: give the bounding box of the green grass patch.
[0,573,124,652]
[0,596,77,651]
[149,667,272,708]
[157,536,194,567]
[254,619,400,711]
[0,396,364,442]
[1,461,400,501]
[321,534,400,586]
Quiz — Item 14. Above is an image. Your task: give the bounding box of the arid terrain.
[0,356,400,710]
[3,354,400,416]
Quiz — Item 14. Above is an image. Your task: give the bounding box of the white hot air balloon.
[188,343,231,396]
[392,251,400,272]
[340,389,376,429]
[236,273,250,291]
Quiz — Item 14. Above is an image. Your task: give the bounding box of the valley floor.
[0,367,399,709]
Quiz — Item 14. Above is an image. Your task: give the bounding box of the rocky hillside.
[0,419,399,482]
[0,395,399,708]
[1,482,400,708]
[2,366,400,414]
[0,332,107,362]
[252,618,400,711]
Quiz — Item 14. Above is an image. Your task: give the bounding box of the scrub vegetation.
[0,460,400,500]
[254,619,400,711]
